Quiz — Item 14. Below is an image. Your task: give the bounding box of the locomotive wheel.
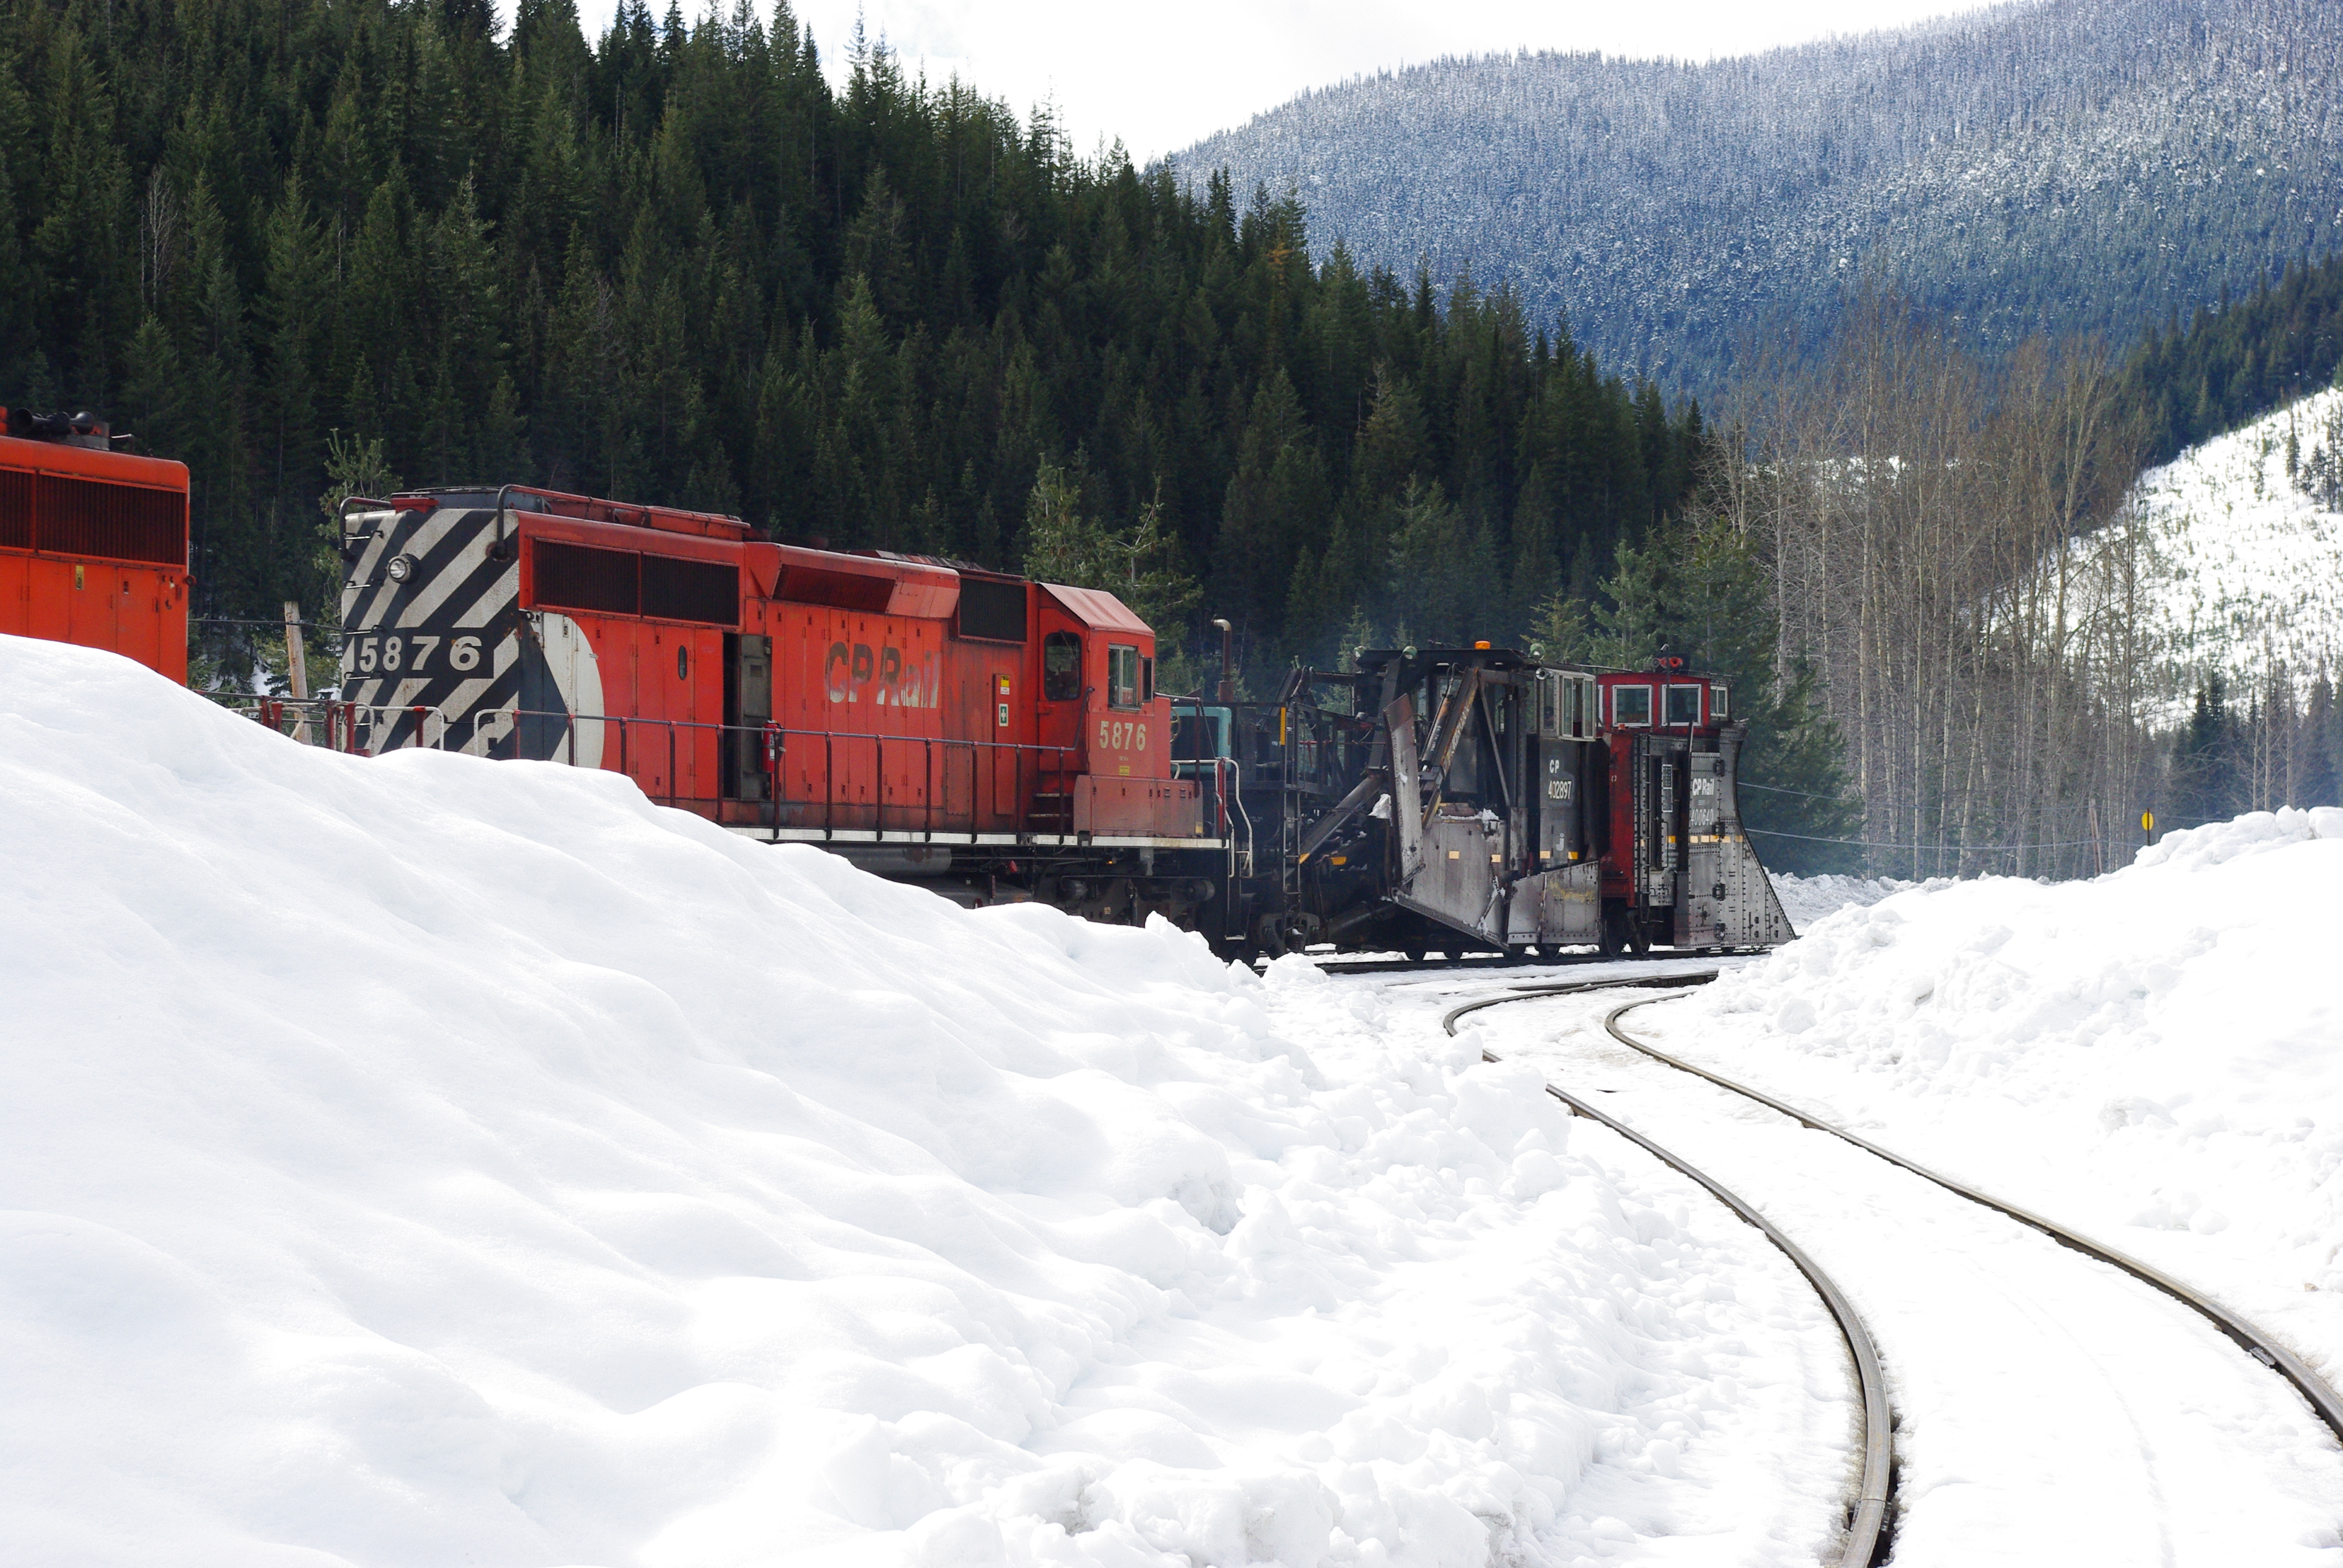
[1627,913,1653,956]
[1598,907,1626,956]
[1402,945,1426,963]
[1251,913,1290,959]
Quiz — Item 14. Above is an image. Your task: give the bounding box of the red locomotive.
[333,486,1213,921]
[329,482,1791,956]
[0,408,190,682]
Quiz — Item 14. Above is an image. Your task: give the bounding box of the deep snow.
[1663,808,2343,1405]
[0,637,1853,1568]
[1434,812,2343,1564]
[1461,974,2343,1567]
[1765,873,1913,932]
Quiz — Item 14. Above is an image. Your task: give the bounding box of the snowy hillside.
[1173,0,2343,388]
[2132,385,2343,705]
[0,636,1854,1567]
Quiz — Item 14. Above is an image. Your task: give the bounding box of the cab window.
[1043,632,1083,702]
[1108,643,1141,709]
[1665,684,1703,726]
[1711,684,1730,720]
[1611,684,1653,727]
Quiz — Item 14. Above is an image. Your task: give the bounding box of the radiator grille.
[956,577,1027,642]
[0,470,30,549]
[30,475,184,564]
[777,563,894,613]
[532,541,639,614]
[641,554,738,624]
[533,540,739,626]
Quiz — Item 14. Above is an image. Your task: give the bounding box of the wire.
[1740,780,1868,802]
[1745,826,2111,852]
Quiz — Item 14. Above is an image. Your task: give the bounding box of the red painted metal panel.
[1,434,189,681]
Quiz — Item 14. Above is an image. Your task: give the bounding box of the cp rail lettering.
[825,641,939,708]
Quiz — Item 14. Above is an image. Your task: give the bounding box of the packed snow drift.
[1765,872,1913,932]
[1669,806,2343,1383]
[0,636,1852,1568]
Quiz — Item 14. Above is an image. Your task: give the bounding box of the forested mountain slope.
[0,0,1698,668]
[1175,0,2343,390]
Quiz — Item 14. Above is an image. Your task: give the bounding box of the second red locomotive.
[1,407,190,683]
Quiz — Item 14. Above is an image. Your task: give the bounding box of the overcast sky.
[551,0,1986,163]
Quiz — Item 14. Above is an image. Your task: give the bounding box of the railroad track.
[1257,946,1767,978]
[1442,973,2343,1567]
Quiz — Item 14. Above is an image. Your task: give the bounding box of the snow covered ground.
[2133,384,2343,704]
[1766,872,1913,932]
[0,636,1855,1568]
[25,629,2343,1567]
[1579,808,2343,1561]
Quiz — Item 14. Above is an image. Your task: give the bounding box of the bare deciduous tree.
[1716,289,2156,877]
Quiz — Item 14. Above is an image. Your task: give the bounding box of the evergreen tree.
[1569,518,1860,872]
[0,0,1706,673]
[1020,459,1201,650]
[2168,675,2243,827]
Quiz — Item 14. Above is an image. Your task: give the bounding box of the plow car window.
[1612,684,1653,727]
[1043,632,1083,702]
[1665,684,1703,726]
[1108,644,1140,709]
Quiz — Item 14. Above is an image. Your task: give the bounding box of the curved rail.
[1446,976,1892,1566]
[1585,992,2343,1448]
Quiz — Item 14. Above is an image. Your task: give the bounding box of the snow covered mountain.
[2132,384,2343,706]
[1172,0,2343,390]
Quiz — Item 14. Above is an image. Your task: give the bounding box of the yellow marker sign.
[2141,810,2156,832]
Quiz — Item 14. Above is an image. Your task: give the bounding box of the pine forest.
[0,0,1702,688]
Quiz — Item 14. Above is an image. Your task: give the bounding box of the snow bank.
[1767,872,1916,932]
[1677,806,2343,1374]
[0,636,1842,1567]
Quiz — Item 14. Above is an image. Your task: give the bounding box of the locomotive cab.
[1032,585,1188,837]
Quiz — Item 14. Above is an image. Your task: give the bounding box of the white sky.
[548,0,1987,163]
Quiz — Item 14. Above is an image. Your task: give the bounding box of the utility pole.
[283,600,312,745]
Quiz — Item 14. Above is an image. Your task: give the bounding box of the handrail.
[204,696,1226,844]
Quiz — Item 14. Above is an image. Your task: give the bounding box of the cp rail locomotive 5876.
[331,482,1792,957]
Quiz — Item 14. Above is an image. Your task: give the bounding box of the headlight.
[385,554,415,583]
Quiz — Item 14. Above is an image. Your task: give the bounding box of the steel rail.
[1443,976,1892,1567]
[1587,991,2343,1449]
[1296,949,1759,979]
